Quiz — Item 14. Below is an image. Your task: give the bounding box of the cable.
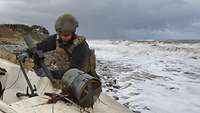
[5,68,21,90]
[0,68,21,98]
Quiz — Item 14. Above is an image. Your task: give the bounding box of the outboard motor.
[62,68,101,108]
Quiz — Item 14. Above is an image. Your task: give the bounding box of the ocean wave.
[89,40,200,59]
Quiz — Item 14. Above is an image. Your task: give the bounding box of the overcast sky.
[0,0,200,40]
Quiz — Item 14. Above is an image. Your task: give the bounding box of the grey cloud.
[0,0,200,39]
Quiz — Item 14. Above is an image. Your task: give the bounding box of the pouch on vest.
[88,49,99,78]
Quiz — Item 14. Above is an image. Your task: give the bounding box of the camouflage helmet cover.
[55,14,79,34]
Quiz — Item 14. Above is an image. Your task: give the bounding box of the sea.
[88,40,200,113]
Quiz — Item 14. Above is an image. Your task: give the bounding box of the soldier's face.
[59,32,72,41]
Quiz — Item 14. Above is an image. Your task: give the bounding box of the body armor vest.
[52,37,85,71]
[48,36,98,78]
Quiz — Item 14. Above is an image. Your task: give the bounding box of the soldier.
[36,14,99,80]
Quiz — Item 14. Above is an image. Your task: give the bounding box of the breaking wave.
[88,40,200,113]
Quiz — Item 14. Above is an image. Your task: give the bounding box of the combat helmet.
[55,14,79,34]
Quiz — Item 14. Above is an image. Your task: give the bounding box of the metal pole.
[18,61,35,95]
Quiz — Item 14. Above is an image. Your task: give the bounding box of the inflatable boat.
[0,58,133,113]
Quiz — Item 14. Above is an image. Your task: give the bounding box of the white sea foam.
[88,40,200,113]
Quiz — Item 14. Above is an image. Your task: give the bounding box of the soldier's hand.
[51,79,65,89]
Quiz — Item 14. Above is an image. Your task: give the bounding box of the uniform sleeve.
[36,34,57,52]
[69,41,90,70]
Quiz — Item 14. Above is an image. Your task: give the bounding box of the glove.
[34,68,46,77]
